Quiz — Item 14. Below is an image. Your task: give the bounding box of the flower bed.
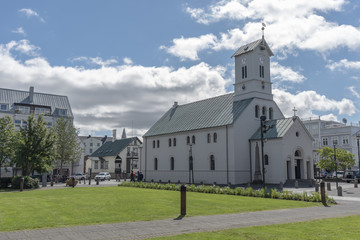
[119,181,336,204]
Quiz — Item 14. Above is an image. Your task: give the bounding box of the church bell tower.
[232,25,274,102]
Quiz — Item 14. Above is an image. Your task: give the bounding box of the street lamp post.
[357,136,360,171]
[189,144,194,184]
[260,116,267,189]
[334,145,338,190]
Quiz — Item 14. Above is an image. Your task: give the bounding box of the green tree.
[53,117,82,175]
[317,146,355,171]
[0,116,18,185]
[15,114,55,176]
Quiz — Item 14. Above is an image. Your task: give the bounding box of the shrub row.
[11,176,40,189]
[119,181,336,204]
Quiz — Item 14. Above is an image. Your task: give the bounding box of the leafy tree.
[317,146,355,171]
[0,116,18,185]
[53,117,82,175]
[15,114,55,176]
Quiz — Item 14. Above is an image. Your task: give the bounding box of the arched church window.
[262,106,267,116]
[264,154,269,165]
[207,133,211,143]
[259,65,264,78]
[173,138,176,147]
[210,155,215,170]
[242,66,247,79]
[154,158,158,170]
[187,136,190,145]
[192,135,196,144]
[153,140,155,148]
[170,157,174,170]
[168,138,172,147]
[213,133,217,143]
[157,140,160,148]
[295,150,301,157]
[269,108,273,120]
[255,105,259,118]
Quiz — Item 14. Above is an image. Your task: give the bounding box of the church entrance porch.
[294,150,302,180]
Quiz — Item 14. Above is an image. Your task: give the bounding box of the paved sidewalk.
[1,199,359,240]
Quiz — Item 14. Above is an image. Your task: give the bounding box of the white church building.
[142,36,314,185]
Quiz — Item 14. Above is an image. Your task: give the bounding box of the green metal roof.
[143,94,253,137]
[231,38,274,58]
[250,117,297,140]
[90,137,139,157]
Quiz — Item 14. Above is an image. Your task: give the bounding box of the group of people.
[130,171,144,182]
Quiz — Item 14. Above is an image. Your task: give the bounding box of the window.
[101,161,104,169]
[192,135,196,144]
[58,109,67,116]
[168,138,172,147]
[264,155,269,165]
[157,140,160,148]
[210,155,215,170]
[207,133,211,143]
[154,158,158,170]
[90,143,93,147]
[322,138,328,146]
[173,138,176,147]
[255,105,259,118]
[95,160,98,169]
[342,136,349,145]
[269,108,273,120]
[105,161,109,169]
[262,106,267,116]
[332,137,338,146]
[153,140,155,148]
[89,148,93,154]
[21,121,27,128]
[35,107,50,115]
[242,66,247,79]
[213,133,217,143]
[259,65,264,78]
[0,104,8,111]
[14,119,21,127]
[15,105,30,114]
[170,157,174,171]
[187,136,190,145]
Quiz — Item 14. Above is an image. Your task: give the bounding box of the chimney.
[29,86,34,103]
[173,101,178,108]
[112,129,117,141]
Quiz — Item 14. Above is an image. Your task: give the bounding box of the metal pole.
[180,185,186,216]
[357,138,360,171]
[260,116,266,189]
[334,145,338,190]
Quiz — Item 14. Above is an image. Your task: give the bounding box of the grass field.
[147,215,360,240]
[0,187,320,232]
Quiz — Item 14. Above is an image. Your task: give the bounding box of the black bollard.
[320,181,326,206]
[96,178,99,185]
[180,185,186,216]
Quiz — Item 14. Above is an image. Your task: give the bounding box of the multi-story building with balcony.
[303,118,360,169]
[0,86,83,175]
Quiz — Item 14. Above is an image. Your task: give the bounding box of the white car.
[71,173,86,180]
[95,172,111,181]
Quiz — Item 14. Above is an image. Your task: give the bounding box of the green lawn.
[148,215,360,240]
[0,187,320,232]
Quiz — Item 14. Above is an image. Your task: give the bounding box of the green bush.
[12,176,39,189]
[118,181,335,204]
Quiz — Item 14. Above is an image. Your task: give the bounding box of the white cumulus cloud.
[18,8,45,22]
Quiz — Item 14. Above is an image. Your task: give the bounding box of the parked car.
[331,171,344,179]
[71,173,86,180]
[95,172,111,181]
[343,170,360,183]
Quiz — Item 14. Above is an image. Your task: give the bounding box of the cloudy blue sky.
[0,0,360,137]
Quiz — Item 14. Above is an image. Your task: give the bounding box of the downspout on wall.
[226,125,229,184]
[249,139,252,183]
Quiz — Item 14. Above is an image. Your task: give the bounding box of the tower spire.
[261,22,266,42]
